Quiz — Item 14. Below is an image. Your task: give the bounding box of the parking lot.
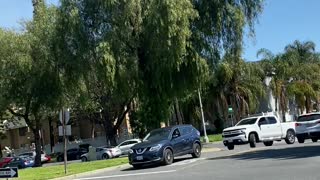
[69,140,320,180]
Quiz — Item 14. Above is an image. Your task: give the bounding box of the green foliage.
[258,40,320,116]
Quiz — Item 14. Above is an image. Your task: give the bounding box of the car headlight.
[129,149,134,154]
[149,144,162,152]
[240,129,246,133]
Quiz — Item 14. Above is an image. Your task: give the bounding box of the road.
[73,140,320,180]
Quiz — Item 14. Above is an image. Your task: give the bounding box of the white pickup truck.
[222,113,296,150]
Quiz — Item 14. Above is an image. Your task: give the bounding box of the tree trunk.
[282,109,286,122]
[90,115,95,139]
[174,98,183,125]
[33,119,42,167]
[102,110,117,146]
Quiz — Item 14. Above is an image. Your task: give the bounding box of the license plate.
[228,139,233,143]
[136,156,143,160]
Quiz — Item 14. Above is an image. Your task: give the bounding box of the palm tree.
[285,40,316,62]
[208,56,265,126]
[284,40,320,113]
[257,48,290,121]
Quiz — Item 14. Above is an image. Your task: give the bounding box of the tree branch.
[7,108,25,118]
[114,100,132,131]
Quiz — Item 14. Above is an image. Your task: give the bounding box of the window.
[258,118,268,126]
[267,117,277,124]
[119,141,130,146]
[67,149,77,153]
[19,127,27,136]
[126,141,137,145]
[172,128,181,138]
[180,126,192,136]
[236,118,258,126]
[297,114,320,122]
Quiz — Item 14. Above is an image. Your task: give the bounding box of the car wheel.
[297,137,305,143]
[311,138,318,142]
[57,156,63,162]
[17,165,22,169]
[132,164,142,169]
[285,130,295,144]
[263,141,273,146]
[227,144,234,150]
[102,153,109,160]
[249,133,257,148]
[81,156,87,162]
[162,149,173,165]
[191,143,201,158]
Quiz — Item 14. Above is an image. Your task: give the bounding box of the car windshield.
[143,128,171,142]
[297,114,320,122]
[236,118,258,126]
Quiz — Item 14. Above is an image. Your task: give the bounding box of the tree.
[257,41,320,120]
[57,0,140,145]
[207,56,265,125]
[0,1,63,166]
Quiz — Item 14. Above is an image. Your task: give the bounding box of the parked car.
[0,157,13,168]
[57,148,88,162]
[18,151,51,163]
[81,147,113,162]
[115,139,141,155]
[4,156,34,169]
[222,112,296,150]
[295,112,320,143]
[128,125,202,168]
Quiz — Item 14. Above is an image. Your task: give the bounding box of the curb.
[202,147,223,153]
[51,164,131,180]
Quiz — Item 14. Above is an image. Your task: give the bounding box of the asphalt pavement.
[59,140,320,180]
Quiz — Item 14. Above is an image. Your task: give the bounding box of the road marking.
[75,170,177,180]
[170,158,205,166]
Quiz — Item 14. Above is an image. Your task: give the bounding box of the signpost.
[0,168,18,179]
[59,109,70,175]
[228,106,234,126]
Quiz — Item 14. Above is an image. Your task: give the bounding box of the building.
[1,113,133,155]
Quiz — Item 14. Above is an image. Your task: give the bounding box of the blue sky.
[1,0,320,61]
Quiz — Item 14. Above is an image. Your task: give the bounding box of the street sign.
[59,109,70,124]
[228,107,233,113]
[58,125,71,136]
[0,168,18,178]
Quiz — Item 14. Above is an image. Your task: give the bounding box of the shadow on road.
[121,157,194,171]
[208,145,320,161]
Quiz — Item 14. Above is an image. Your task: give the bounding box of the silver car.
[295,112,320,143]
[81,147,116,162]
[114,139,141,155]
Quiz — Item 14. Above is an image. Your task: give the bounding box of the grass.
[202,134,222,142]
[19,157,128,180]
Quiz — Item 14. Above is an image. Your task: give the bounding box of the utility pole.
[198,88,209,143]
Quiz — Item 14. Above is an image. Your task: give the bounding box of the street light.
[198,88,209,143]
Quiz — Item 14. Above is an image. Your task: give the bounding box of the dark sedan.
[4,156,34,169]
[57,148,88,162]
[128,125,202,168]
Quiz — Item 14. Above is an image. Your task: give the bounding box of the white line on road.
[75,170,177,180]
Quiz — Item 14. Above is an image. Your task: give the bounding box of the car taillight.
[295,123,301,127]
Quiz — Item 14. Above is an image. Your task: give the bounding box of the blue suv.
[128,125,202,168]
